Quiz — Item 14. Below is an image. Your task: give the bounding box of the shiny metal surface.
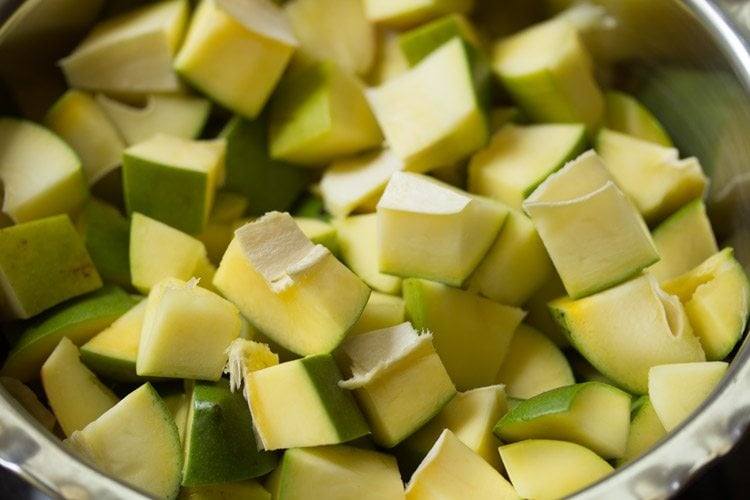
[1,1,750,498]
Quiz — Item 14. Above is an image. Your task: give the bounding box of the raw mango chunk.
[246,354,369,450]
[80,299,147,382]
[182,379,278,486]
[467,123,587,211]
[213,212,370,356]
[130,212,211,294]
[338,323,456,447]
[648,361,728,432]
[269,61,382,167]
[0,117,88,224]
[499,439,613,499]
[494,381,632,459]
[66,383,183,499]
[366,37,488,172]
[335,213,402,295]
[466,209,554,306]
[220,115,312,215]
[96,93,211,145]
[549,273,706,394]
[175,0,298,118]
[399,385,507,473]
[596,128,708,224]
[363,0,474,28]
[59,0,189,96]
[77,198,131,288]
[492,17,604,133]
[320,148,404,218]
[495,324,575,399]
[0,377,57,431]
[180,481,270,500]
[44,89,125,185]
[268,445,404,500]
[348,292,406,336]
[522,150,659,299]
[406,429,518,500]
[404,278,525,390]
[661,248,750,360]
[603,90,672,147]
[377,172,507,286]
[285,0,376,76]
[0,214,102,321]
[137,277,241,380]
[1,285,136,381]
[41,337,119,437]
[398,13,481,67]
[123,134,226,234]
[617,396,667,466]
[649,198,718,282]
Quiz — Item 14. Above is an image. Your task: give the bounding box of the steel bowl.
[2,0,750,498]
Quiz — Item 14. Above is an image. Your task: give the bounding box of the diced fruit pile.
[1,0,749,498]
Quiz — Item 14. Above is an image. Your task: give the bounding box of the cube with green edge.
[377,172,507,287]
[549,273,706,395]
[649,198,718,282]
[398,385,507,475]
[495,324,575,400]
[603,90,672,147]
[65,383,183,500]
[595,128,708,224]
[220,114,312,215]
[492,17,604,134]
[648,361,728,432]
[334,213,402,295]
[616,396,666,466]
[41,337,119,437]
[77,198,131,289]
[96,93,211,146]
[338,322,456,447]
[123,134,226,234]
[467,122,587,211]
[1,285,137,382]
[398,13,481,66]
[494,381,631,459]
[130,212,209,294]
[268,445,404,500]
[284,0,376,77]
[522,150,659,299]
[44,89,125,185]
[404,278,525,391]
[175,0,298,119]
[269,60,383,167]
[137,277,241,380]
[182,379,278,486]
[319,148,404,219]
[397,13,491,110]
[246,354,369,450]
[366,37,488,172]
[406,429,517,500]
[0,117,88,224]
[466,208,554,307]
[58,0,188,96]
[0,214,102,321]
[499,439,613,500]
[294,217,338,254]
[213,212,370,357]
[661,248,750,360]
[363,0,473,28]
[80,299,147,382]
[348,291,405,336]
